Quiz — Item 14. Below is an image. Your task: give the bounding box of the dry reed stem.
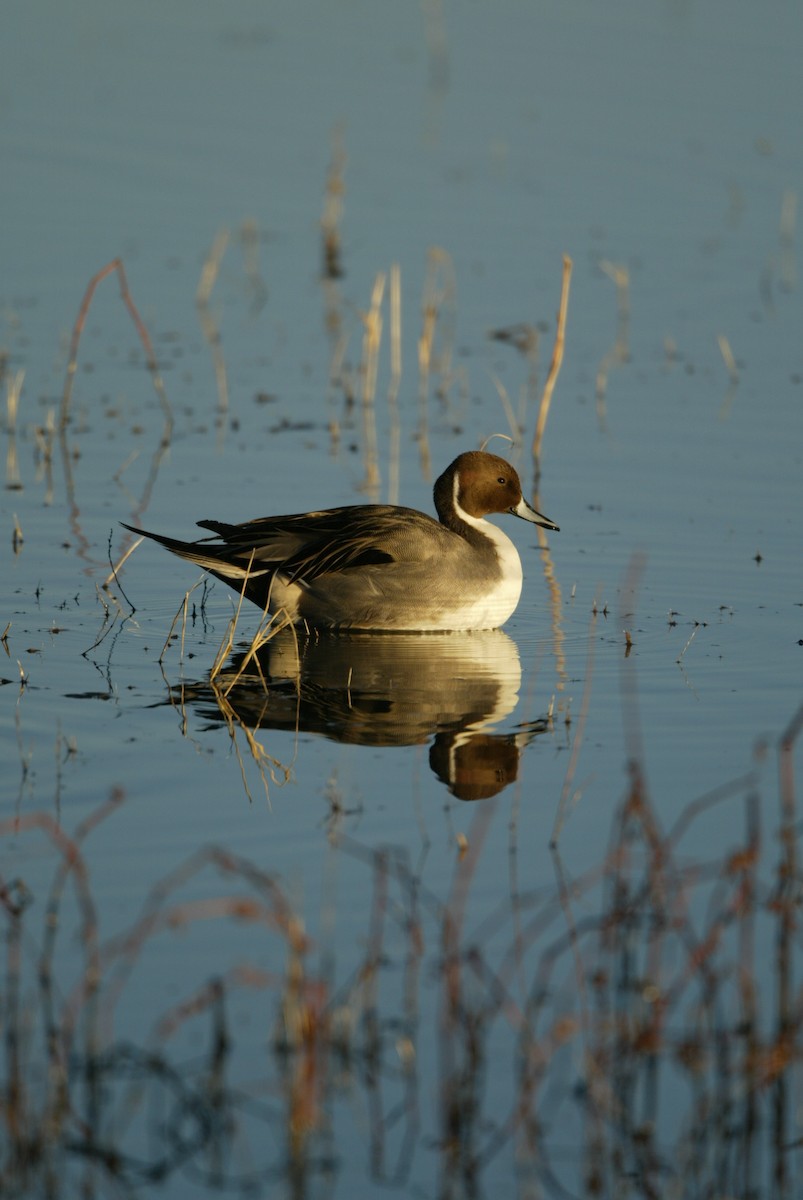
[60,258,171,431]
[594,259,629,430]
[421,247,457,401]
[676,622,700,663]
[416,319,432,482]
[196,229,231,437]
[195,568,300,802]
[5,369,25,492]
[779,701,803,817]
[240,218,268,313]
[387,263,402,505]
[532,255,572,466]
[33,410,56,504]
[58,262,173,576]
[6,441,21,493]
[359,272,385,497]
[779,188,797,292]
[196,227,229,306]
[78,582,124,658]
[208,550,258,683]
[417,248,456,477]
[158,579,205,666]
[5,368,24,431]
[220,609,294,699]
[422,0,449,94]
[320,135,349,436]
[103,534,144,591]
[717,333,739,384]
[208,680,291,805]
[479,432,514,455]
[489,373,520,444]
[321,129,346,280]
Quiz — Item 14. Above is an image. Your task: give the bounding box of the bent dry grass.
[1,704,802,1197]
[153,566,300,805]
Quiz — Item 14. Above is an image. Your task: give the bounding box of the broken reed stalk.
[387,263,402,506]
[360,272,385,498]
[60,258,172,432]
[532,255,572,466]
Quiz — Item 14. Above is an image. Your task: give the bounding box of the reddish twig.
[60,257,171,430]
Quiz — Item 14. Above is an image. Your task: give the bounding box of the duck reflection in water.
[170,627,551,801]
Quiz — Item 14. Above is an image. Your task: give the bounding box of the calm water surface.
[2,2,802,1196]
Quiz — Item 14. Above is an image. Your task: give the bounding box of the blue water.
[2,1,802,1195]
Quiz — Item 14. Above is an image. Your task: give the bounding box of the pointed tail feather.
[120,521,269,581]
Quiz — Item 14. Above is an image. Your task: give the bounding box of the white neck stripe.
[452,472,488,529]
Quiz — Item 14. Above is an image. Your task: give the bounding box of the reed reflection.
[170,628,552,801]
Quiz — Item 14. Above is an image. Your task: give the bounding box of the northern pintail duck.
[123,451,559,632]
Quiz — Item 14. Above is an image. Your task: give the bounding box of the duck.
[122,450,559,632]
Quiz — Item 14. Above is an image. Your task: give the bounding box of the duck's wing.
[197,505,446,583]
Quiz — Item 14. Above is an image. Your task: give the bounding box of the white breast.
[445,498,524,630]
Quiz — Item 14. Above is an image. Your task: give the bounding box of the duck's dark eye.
[497,476,506,485]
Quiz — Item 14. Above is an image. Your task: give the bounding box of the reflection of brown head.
[430,732,522,802]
